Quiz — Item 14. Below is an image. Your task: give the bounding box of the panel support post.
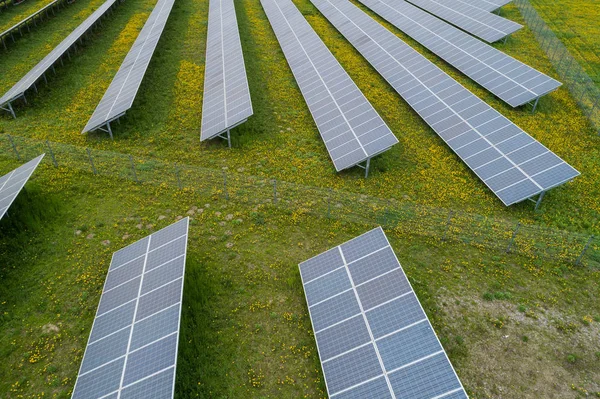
[106,122,113,140]
[531,97,540,113]
[46,140,58,167]
[7,134,20,160]
[6,102,16,118]
[129,155,138,183]
[226,129,231,148]
[534,191,545,211]
[364,158,371,178]
[575,235,594,266]
[86,148,97,175]
[506,222,521,253]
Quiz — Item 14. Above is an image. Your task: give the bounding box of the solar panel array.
[83,0,175,135]
[1,0,66,50]
[299,227,468,399]
[0,0,121,114]
[357,0,561,107]
[200,0,253,142]
[71,217,189,399]
[261,0,398,173]
[404,0,521,42]
[0,154,45,221]
[448,0,512,13]
[310,0,579,205]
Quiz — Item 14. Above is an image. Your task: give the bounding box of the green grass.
[0,0,599,397]
[529,0,600,88]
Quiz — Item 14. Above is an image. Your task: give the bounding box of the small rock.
[198,208,204,214]
[122,234,130,240]
[166,209,172,213]
[136,223,143,229]
[75,230,82,236]
[101,240,110,246]
[146,224,154,230]
[204,203,210,208]
[237,167,245,172]
[226,242,234,248]
[86,233,95,240]
[209,236,217,241]
[225,214,234,221]
[187,210,195,215]
[158,215,166,221]
[191,206,198,211]
[42,324,60,334]
[176,215,183,221]
[225,230,232,236]
[219,221,226,227]
[215,212,222,217]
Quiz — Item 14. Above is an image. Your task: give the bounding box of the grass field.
[529,0,600,88]
[0,0,599,397]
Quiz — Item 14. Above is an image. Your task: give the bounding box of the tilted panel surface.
[71,217,189,399]
[0,153,45,220]
[299,227,468,398]
[261,0,397,171]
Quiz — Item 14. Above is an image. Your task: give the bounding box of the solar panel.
[299,227,469,399]
[310,0,579,205]
[357,0,561,107]
[1,0,66,50]
[71,217,189,399]
[261,0,398,176]
[403,0,521,43]
[82,0,175,137]
[0,153,44,221]
[200,0,253,146]
[445,0,512,13]
[0,0,122,118]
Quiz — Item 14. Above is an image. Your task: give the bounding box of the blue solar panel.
[72,218,189,399]
[299,227,468,398]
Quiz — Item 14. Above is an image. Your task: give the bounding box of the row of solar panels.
[0,0,578,205]
[0,0,174,138]
[0,157,469,399]
[0,0,68,50]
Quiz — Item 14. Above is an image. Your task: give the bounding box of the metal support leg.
[364,158,371,178]
[534,191,545,211]
[5,102,16,118]
[226,129,231,148]
[106,122,113,139]
[531,97,540,113]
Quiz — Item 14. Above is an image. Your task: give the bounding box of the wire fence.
[515,0,600,133]
[1,133,598,269]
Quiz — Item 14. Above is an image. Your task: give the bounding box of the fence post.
[575,235,594,265]
[327,187,332,218]
[506,222,521,253]
[175,163,182,189]
[7,135,20,160]
[45,140,58,167]
[442,210,454,242]
[129,155,138,183]
[273,179,277,203]
[86,148,97,175]
[222,171,229,200]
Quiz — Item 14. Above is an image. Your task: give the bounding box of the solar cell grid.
[0,153,44,221]
[201,0,253,145]
[261,0,398,176]
[71,218,189,399]
[310,0,578,206]
[82,0,176,137]
[405,0,521,42]
[0,0,121,118]
[357,0,561,107]
[299,227,468,398]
